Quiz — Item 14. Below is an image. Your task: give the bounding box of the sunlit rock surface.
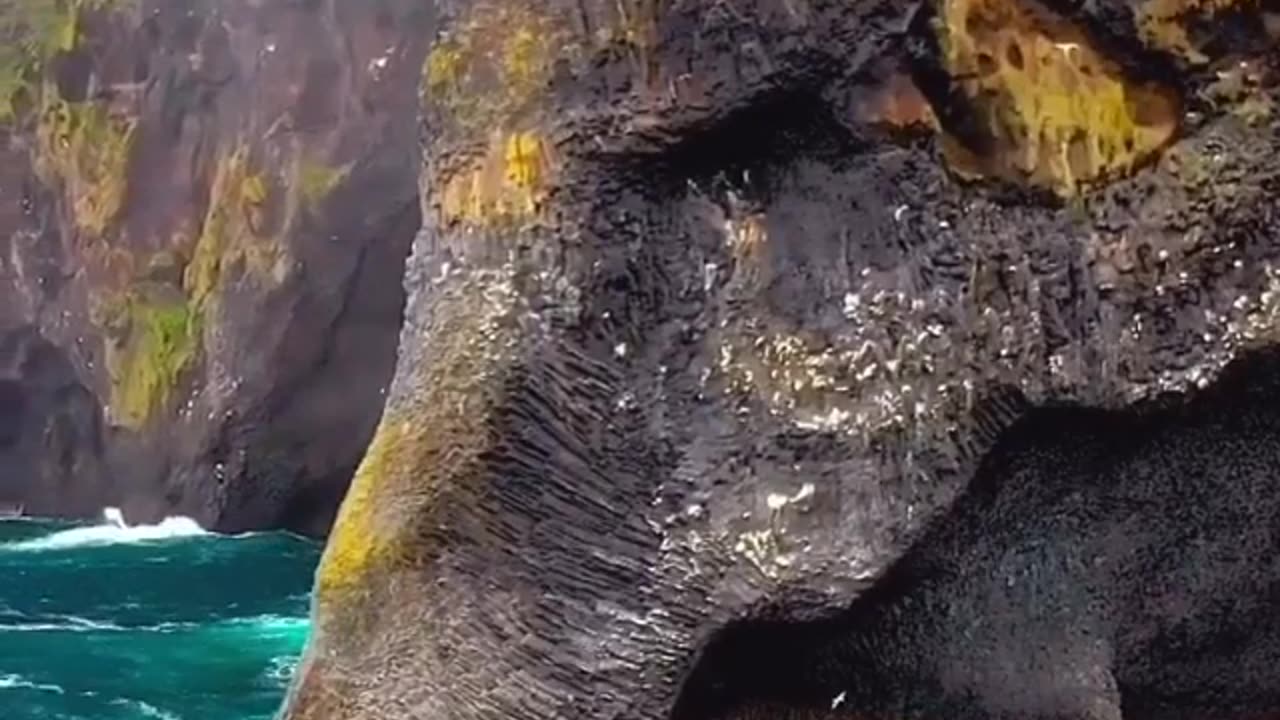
[0,0,431,534]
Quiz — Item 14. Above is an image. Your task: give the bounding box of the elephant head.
[280,0,1280,717]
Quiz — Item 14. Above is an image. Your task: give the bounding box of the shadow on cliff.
[673,346,1280,720]
[0,327,109,518]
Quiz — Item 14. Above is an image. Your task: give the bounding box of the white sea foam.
[264,655,300,684]
[1,508,207,552]
[227,613,309,630]
[103,507,127,528]
[111,699,182,720]
[0,673,65,694]
[0,613,309,638]
[0,615,125,632]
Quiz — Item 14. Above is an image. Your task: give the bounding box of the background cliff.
[0,0,433,535]
[281,0,1280,717]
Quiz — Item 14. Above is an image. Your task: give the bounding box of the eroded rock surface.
[283,0,1280,717]
[0,0,432,534]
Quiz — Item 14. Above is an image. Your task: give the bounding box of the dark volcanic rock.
[673,349,1280,720]
[279,0,1280,718]
[0,0,432,535]
[0,326,108,518]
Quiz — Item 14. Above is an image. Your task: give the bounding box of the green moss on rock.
[97,144,287,430]
[0,0,76,121]
[6,1,141,239]
[106,293,201,429]
[99,143,276,429]
[298,157,348,209]
[0,0,137,122]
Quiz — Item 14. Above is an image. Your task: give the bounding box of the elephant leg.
[997,664,1123,720]
[947,640,1123,720]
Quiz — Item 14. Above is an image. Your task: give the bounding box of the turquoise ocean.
[0,512,321,720]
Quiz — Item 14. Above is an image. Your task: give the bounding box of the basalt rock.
[673,350,1280,720]
[280,0,1280,717]
[0,0,432,535]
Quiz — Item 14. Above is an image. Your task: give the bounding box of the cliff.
[278,0,1280,717]
[0,0,433,535]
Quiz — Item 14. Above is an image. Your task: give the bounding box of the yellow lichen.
[1201,58,1273,126]
[598,0,661,78]
[1138,0,1254,61]
[936,0,1180,196]
[0,0,138,122]
[502,27,544,92]
[315,274,520,603]
[419,0,665,131]
[105,294,200,429]
[36,97,136,236]
[185,210,227,309]
[240,172,268,207]
[504,131,545,195]
[297,157,348,208]
[438,129,553,227]
[423,40,464,99]
[420,2,566,132]
[315,418,416,598]
[184,147,282,308]
[0,1,77,121]
[98,143,275,428]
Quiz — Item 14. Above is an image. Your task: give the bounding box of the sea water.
[0,510,321,720]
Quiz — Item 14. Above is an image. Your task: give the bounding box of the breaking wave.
[0,674,64,694]
[0,615,125,633]
[111,698,183,720]
[0,613,308,636]
[1,508,207,552]
[0,515,319,719]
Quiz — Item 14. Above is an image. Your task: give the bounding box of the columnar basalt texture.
[282,0,1280,717]
[0,0,432,534]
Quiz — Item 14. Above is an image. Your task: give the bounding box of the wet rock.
[0,0,431,534]
[281,0,1280,717]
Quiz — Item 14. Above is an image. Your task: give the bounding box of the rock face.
[0,0,433,535]
[672,352,1280,720]
[280,0,1280,717]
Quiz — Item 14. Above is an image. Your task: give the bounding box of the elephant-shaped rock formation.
[283,0,1280,717]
